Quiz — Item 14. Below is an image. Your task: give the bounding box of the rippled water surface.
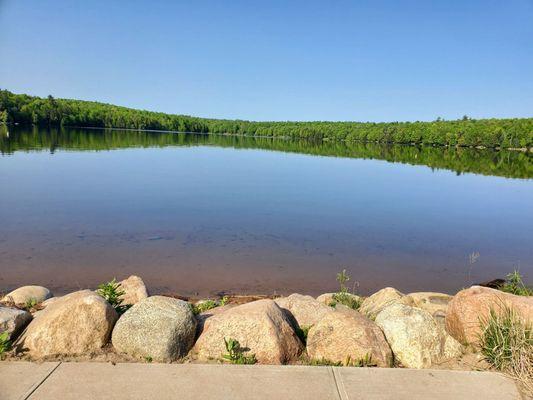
[1,127,531,296]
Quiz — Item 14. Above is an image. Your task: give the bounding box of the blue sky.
[1,0,532,122]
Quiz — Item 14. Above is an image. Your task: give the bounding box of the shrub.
[479,306,532,395]
[96,278,128,313]
[222,338,256,364]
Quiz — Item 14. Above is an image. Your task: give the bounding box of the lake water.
[1,127,532,297]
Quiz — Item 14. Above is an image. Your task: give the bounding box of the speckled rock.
[399,292,453,328]
[118,275,149,305]
[112,296,196,362]
[16,290,117,357]
[1,286,52,305]
[196,304,237,337]
[446,286,533,345]
[193,299,303,364]
[275,293,333,329]
[359,287,404,319]
[0,307,32,339]
[375,303,460,369]
[307,308,392,367]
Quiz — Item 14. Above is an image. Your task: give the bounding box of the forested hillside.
[1,89,531,148]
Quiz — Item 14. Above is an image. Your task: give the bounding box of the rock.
[307,308,392,367]
[118,275,148,305]
[445,286,533,345]
[196,304,236,337]
[0,307,32,339]
[316,292,363,307]
[442,333,463,360]
[15,290,118,357]
[359,287,404,319]
[399,292,452,327]
[375,303,447,369]
[274,293,333,329]
[193,299,303,364]
[112,296,196,362]
[1,286,52,305]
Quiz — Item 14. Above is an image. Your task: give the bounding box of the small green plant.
[479,306,532,395]
[0,332,11,358]
[222,338,256,365]
[295,325,311,345]
[330,292,362,310]
[23,297,38,311]
[328,269,362,310]
[96,279,128,313]
[192,299,218,315]
[500,270,533,296]
[192,297,230,315]
[145,356,153,363]
[336,269,350,292]
[219,296,229,306]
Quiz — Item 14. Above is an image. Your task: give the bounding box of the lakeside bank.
[1,274,532,395]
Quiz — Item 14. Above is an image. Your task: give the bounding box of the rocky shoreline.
[1,276,531,373]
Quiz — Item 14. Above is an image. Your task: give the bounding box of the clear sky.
[1,0,532,122]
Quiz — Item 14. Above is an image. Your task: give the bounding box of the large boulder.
[0,307,32,338]
[359,287,404,319]
[399,292,452,327]
[446,286,533,345]
[118,275,148,306]
[375,303,460,369]
[193,299,303,364]
[274,294,333,329]
[196,304,237,337]
[15,290,117,357]
[112,296,196,362]
[1,286,52,305]
[307,308,392,367]
[316,293,363,307]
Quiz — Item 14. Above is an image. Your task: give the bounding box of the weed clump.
[222,338,256,364]
[191,296,229,315]
[500,270,533,296]
[479,306,532,395]
[308,354,376,367]
[96,278,129,314]
[328,269,362,310]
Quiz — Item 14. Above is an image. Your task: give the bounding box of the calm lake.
[1,127,532,297]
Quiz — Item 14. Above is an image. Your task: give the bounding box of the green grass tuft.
[479,306,532,395]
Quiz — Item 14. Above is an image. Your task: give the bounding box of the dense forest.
[2,126,531,179]
[1,89,532,148]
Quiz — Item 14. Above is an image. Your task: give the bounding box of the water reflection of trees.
[1,127,531,179]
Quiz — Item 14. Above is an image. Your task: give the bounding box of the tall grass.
[479,306,533,395]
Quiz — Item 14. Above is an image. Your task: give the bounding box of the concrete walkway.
[0,362,523,400]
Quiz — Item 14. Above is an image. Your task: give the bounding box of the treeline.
[2,126,531,179]
[1,89,532,148]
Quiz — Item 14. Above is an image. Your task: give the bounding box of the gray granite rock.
[112,296,197,362]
